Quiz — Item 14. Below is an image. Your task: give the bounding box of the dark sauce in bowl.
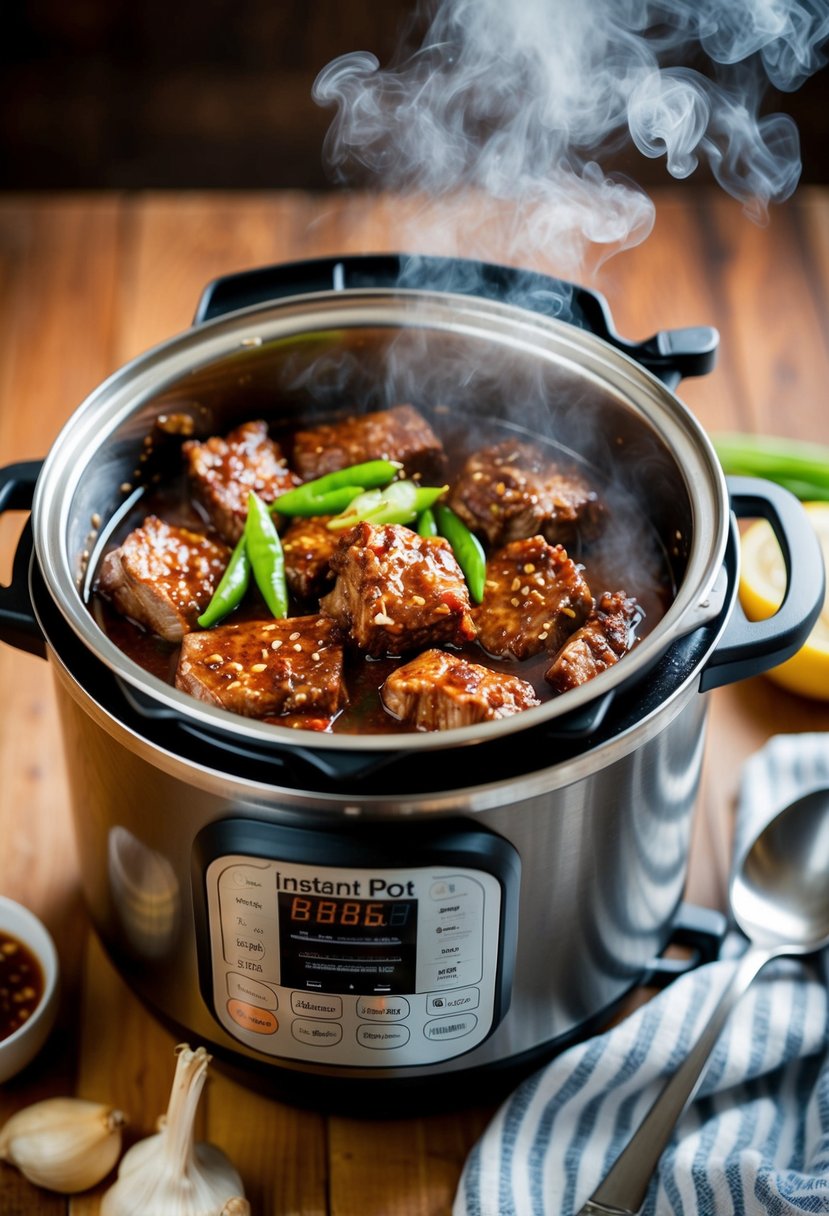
[0,933,45,1041]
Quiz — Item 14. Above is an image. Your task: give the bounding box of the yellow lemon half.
[738,502,829,700]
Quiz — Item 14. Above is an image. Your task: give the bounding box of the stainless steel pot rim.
[32,286,731,753]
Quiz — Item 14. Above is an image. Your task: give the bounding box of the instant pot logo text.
[274,873,416,898]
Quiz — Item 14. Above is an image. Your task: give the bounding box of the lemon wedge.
[738,502,829,700]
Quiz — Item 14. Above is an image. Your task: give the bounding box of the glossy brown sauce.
[89,416,675,735]
[0,933,45,1040]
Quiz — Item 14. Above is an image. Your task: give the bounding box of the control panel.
[193,820,520,1068]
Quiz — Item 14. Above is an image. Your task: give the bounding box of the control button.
[421,959,482,990]
[356,996,410,1021]
[227,974,278,1010]
[426,987,479,1015]
[226,999,278,1035]
[423,1014,478,1041]
[291,1019,343,1047]
[357,1024,411,1049]
[290,993,343,1019]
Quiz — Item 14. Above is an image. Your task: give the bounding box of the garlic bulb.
[101,1043,244,1216]
[0,1097,126,1193]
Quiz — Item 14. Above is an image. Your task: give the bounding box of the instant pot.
[0,256,823,1111]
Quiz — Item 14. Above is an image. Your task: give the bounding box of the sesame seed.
[312,652,321,661]
[262,624,278,632]
[91,512,102,528]
[530,590,544,603]
[539,631,549,640]
[227,680,241,689]
[496,481,506,495]
[295,692,308,703]
[472,471,484,480]
[228,661,243,672]
[485,580,498,589]
[205,653,223,665]
[562,607,577,618]
[251,663,267,673]
[289,631,301,641]
[511,577,521,591]
[293,643,303,652]
[412,595,426,606]
[271,640,283,650]
[119,482,132,493]
[524,563,536,573]
[435,604,450,614]
[521,585,530,595]
[374,612,394,625]
[261,649,268,660]
[489,503,500,514]
[542,622,552,630]
[510,597,520,607]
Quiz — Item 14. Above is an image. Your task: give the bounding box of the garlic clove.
[0,1097,126,1194]
[221,1200,251,1216]
[101,1043,245,1216]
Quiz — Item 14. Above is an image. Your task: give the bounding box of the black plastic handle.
[700,476,826,692]
[0,462,46,659]
[194,254,718,387]
[642,902,727,990]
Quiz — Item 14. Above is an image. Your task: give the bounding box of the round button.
[423,1013,478,1041]
[291,1019,343,1047]
[226,999,278,1035]
[357,1024,411,1049]
[356,996,410,1021]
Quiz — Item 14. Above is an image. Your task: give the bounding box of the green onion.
[711,433,829,502]
[326,481,449,531]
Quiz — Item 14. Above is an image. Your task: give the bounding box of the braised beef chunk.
[175,616,346,719]
[282,516,339,601]
[320,522,477,657]
[183,420,300,543]
[97,515,230,642]
[545,590,639,693]
[292,404,447,482]
[448,440,603,548]
[382,649,540,731]
[475,535,593,660]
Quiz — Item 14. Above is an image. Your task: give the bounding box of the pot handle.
[699,475,825,692]
[0,462,46,659]
[641,902,727,989]
[193,254,718,387]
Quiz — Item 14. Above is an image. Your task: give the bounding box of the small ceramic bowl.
[0,896,59,1083]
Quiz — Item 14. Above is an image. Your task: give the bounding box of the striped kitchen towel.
[454,733,829,1216]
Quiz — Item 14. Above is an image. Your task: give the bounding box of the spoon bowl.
[731,786,829,952]
[579,784,829,1216]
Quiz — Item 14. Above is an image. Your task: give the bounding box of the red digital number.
[364,902,386,927]
[316,900,337,924]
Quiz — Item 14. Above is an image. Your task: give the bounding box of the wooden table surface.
[0,188,827,1215]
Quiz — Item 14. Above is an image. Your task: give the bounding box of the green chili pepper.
[245,491,288,618]
[417,507,438,537]
[272,460,403,516]
[326,481,449,531]
[197,535,251,628]
[434,504,487,603]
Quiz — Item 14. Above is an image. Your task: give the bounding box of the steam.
[314,0,828,272]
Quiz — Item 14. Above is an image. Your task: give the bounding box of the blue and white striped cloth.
[454,733,829,1216]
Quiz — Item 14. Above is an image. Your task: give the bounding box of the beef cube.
[381,649,540,731]
[474,535,592,660]
[175,616,347,719]
[292,405,447,482]
[320,522,477,657]
[97,515,230,642]
[448,440,603,548]
[183,420,300,543]
[282,515,339,601]
[545,590,639,693]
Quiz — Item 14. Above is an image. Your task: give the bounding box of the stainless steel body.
[50,635,709,1080]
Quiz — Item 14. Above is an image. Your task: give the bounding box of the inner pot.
[32,286,729,751]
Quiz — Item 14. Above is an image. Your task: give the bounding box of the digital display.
[278,893,418,995]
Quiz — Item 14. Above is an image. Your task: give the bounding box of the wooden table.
[0,189,827,1215]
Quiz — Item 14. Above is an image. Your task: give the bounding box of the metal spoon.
[578,785,829,1216]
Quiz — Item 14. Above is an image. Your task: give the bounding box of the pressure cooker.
[0,255,823,1111]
